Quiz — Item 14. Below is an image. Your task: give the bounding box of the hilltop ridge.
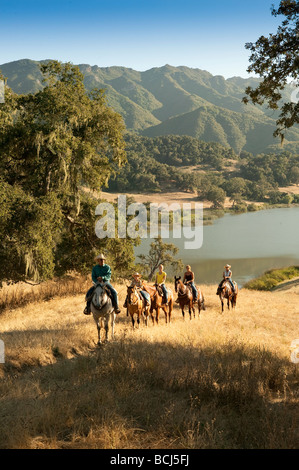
[1,59,299,154]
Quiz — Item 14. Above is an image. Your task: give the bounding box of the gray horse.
[90,283,116,345]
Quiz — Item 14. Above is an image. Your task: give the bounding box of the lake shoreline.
[100,190,299,225]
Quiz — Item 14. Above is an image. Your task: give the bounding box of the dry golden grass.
[279,185,299,195]
[100,190,235,209]
[0,282,298,449]
[0,274,90,313]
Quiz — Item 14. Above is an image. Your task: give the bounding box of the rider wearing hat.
[123,272,151,311]
[217,264,235,293]
[83,253,120,315]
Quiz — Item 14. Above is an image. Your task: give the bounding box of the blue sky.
[0,0,282,77]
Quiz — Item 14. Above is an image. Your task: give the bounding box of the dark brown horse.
[216,281,238,313]
[142,282,173,324]
[174,276,205,320]
[126,285,150,328]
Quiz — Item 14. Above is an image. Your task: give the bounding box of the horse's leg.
[197,298,201,317]
[97,321,102,345]
[168,299,173,323]
[163,306,168,324]
[188,300,192,320]
[150,306,155,325]
[220,296,224,313]
[104,319,109,342]
[181,303,185,320]
[111,314,115,340]
[143,303,149,326]
[156,307,160,325]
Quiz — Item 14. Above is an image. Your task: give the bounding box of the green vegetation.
[1,60,299,285]
[244,266,299,291]
[244,1,299,142]
[137,236,184,281]
[107,134,236,193]
[2,59,299,155]
[108,134,299,212]
[0,61,137,284]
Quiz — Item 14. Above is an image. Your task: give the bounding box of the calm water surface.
[135,207,299,287]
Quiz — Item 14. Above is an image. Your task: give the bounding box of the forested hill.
[1,59,299,155]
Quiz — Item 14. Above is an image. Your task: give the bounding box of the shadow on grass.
[0,331,298,449]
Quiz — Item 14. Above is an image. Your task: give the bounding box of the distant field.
[100,190,233,209]
[279,185,299,195]
[0,282,298,449]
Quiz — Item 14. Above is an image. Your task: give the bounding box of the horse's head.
[127,285,139,305]
[216,285,222,296]
[93,283,109,309]
[217,281,232,297]
[174,276,181,292]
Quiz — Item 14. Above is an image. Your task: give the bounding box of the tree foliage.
[0,61,129,282]
[137,237,184,281]
[243,0,299,141]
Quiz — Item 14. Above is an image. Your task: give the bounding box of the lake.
[135,207,299,287]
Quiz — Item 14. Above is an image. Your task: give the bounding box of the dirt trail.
[272,276,299,292]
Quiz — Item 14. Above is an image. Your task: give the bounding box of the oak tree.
[243,1,299,142]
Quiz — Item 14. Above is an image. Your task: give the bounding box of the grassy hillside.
[1,59,299,154]
[142,104,299,155]
[0,282,298,449]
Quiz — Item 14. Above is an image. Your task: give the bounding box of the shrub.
[244,266,299,291]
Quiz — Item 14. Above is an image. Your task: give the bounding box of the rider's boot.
[112,300,121,314]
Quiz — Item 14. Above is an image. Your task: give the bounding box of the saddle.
[155,284,163,296]
[184,282,192,293]
[155,284,167,304]
[183,282,198,301]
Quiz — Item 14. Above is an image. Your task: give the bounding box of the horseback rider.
[183,265,198,301]
[83,253,121,315]
[217,264,235,293]
[155,264,168,304]
[123,272,151,311]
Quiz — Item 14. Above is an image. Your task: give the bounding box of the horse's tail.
[201,296,206,311]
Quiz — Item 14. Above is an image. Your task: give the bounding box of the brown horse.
[216,281,238,313]
[174,276,205,320]
[142,282,173,324]
[126,285,150,328]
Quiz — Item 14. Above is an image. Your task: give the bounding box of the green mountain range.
[1,59,298,154]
